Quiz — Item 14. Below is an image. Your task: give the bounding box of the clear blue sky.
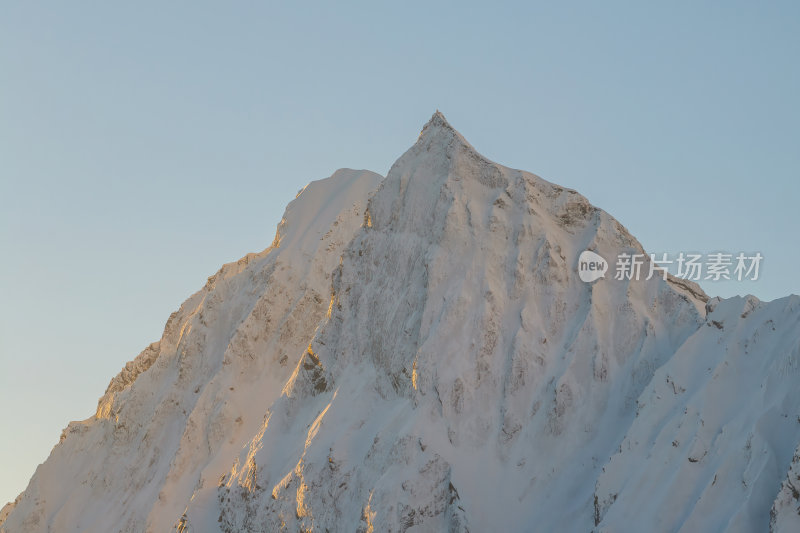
[1,1,798,507]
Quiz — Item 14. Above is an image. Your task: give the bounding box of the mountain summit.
[3,114,800,533]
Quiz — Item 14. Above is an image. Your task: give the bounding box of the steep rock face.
[771,441,800,532]
[2,114,799,533]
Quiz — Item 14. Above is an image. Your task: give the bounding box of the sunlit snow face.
[577,250,608,283]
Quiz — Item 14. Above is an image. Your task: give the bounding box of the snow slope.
[2,113,798,533]
[0,169,382,533]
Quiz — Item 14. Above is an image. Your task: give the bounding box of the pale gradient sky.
[1,1,798,507]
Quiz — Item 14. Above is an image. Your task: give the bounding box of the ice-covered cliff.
[2,113,799,533]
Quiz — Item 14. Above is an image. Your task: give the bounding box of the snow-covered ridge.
[2,114,797,533]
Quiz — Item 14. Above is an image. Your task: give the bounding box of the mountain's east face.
[2,113,799,533]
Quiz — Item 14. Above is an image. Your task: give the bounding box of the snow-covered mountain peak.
[2,115,798,533]
[377,114,706,314]
[419,109,454,134]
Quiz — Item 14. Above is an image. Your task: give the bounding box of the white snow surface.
[2,113,799,533]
